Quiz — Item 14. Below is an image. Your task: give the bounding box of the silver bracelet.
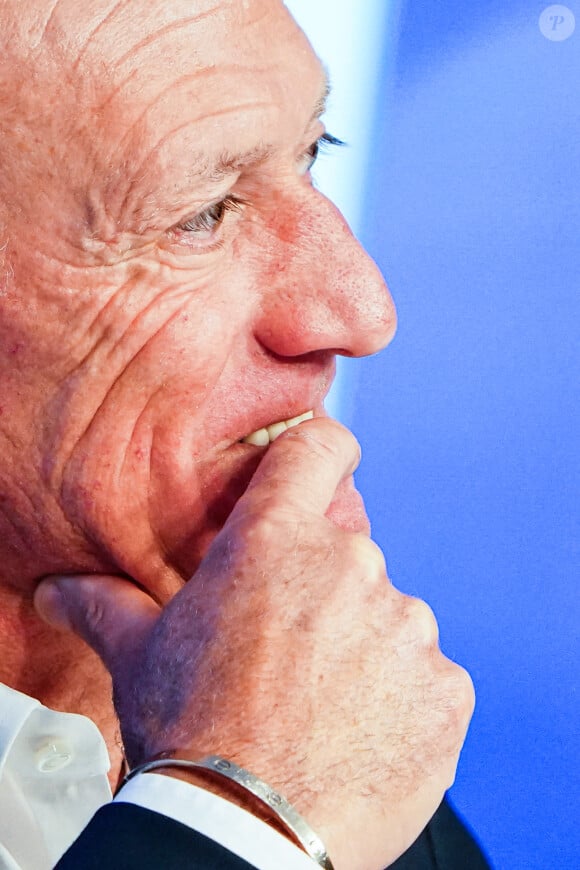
[121,754,335,869]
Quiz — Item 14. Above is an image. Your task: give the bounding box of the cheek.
[54,272,248,558]
[61,298,236,480]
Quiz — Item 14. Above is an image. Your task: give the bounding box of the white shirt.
[0,685,316,870]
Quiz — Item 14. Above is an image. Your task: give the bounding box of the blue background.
[348,2,579,868]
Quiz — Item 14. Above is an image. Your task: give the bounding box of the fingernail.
[33,578,74,630]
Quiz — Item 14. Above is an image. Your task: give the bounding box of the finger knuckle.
[346,534,387,580]
[401,595,440,645]
[82,595,108,634]
[286,418,359,465]
[450,663,476,720]
[235,500,287,536]
[437,662,476,737]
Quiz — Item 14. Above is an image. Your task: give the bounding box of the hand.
[34,418,474,870]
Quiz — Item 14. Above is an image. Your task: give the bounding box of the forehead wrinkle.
[115,66,234,155]
[94,65,141,118]
[128,99,276,190]
[71,0,133,72]
[113,6,223,70]
[33,0,124,54]
[37,0,67,47]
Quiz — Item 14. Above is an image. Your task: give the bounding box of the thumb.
[34,574,161,675]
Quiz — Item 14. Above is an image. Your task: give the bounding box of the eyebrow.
[202,74,332,182]
[311,74,331,124]
[120,74,333,227]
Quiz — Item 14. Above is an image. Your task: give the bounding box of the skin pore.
[0,0,395,783]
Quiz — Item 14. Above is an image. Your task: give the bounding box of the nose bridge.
[256,188,397,359]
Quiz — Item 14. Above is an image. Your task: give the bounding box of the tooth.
[286,410,314,429]
[243,428,270,446]
[266,421,289,442]
[242,411,314,445]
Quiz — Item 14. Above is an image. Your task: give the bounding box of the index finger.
[233,417,361,518]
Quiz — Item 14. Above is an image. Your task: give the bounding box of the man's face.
[0,0,395,599]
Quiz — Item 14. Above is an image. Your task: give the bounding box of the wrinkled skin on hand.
[36,419,475,870]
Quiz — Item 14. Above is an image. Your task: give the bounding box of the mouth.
[237,406,369,535]
[155,409,317,586]
[240,410,314,446]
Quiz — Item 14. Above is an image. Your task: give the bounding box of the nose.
[254,189,397,358]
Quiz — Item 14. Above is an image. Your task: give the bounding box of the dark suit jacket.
[56,797,490,869]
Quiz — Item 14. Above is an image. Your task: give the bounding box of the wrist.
[161,762,293,832]
[119,754,334,869]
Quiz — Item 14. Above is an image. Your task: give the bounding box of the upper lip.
[221,359,335,447]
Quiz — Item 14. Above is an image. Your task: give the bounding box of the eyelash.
[177,195,246,235]
[172,132,344,244]
[307,132,345,167]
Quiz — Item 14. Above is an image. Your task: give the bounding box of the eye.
[171,195,245,245]
[300,132,345,175]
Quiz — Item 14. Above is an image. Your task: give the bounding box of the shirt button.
[35,739,74,773]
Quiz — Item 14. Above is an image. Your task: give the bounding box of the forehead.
[2,0,326,232]
[17,1,323,150]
